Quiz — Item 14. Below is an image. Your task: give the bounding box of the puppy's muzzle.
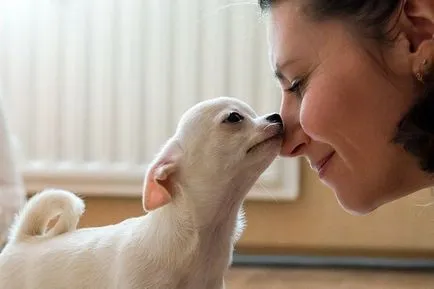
[247,113,284,153]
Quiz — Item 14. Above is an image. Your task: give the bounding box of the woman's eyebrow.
[274,69,285,81]
[274,58,298,81]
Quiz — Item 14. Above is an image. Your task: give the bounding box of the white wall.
[0,0,300,201]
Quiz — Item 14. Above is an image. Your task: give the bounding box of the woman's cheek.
[299,87,336,143]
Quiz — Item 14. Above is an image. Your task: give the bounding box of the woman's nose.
[280,124,310,157]
[280,99,310,157]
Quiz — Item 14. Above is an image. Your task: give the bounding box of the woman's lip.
[314,151,335,178]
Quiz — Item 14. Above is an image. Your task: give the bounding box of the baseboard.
[232,254,434,271]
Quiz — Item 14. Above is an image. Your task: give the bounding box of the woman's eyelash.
[286,78,303,93]
[285,78,305,97]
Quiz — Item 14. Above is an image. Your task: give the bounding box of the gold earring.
[416,71,424,83]
[416,59,429,83]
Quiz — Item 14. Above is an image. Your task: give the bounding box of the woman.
[0,93,25,249]
[259,0,434,215]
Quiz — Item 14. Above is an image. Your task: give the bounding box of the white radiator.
[0,0,300,200]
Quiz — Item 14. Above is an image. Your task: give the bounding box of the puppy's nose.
[266,113,283,124]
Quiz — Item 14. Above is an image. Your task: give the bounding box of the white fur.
[7,189,85,243]
[0,96,283,289]
[0,91,25,249]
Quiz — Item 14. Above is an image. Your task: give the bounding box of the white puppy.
[0,96,283,289]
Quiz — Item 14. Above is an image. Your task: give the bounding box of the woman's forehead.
[267,5,319,71]
[267,4,353,72]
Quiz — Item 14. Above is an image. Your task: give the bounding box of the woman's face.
[268,1,432,214]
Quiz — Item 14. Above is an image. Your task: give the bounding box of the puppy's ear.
[143,140,183,212]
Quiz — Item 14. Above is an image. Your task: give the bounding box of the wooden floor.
[226,267,434,289]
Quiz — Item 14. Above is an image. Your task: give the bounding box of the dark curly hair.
[259,0,434,173]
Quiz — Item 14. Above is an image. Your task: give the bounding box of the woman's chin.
[334,191,381,216]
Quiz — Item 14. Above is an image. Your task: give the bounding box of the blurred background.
[1,0,434,287]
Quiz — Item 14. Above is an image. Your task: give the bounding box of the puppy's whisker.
[198,1,256,23]
[216,1,257,12]
[257,181,278,203]
[416,202,434,207]
[414,201,434,217]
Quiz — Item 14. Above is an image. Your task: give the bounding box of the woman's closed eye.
[285,77,305,99]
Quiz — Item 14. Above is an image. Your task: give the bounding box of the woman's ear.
[397,0,434,83]
[405,0,434,27]
[410,37,434,83]
[402,0,434,52]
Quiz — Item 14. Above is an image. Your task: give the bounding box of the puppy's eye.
[224,112,244,123]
